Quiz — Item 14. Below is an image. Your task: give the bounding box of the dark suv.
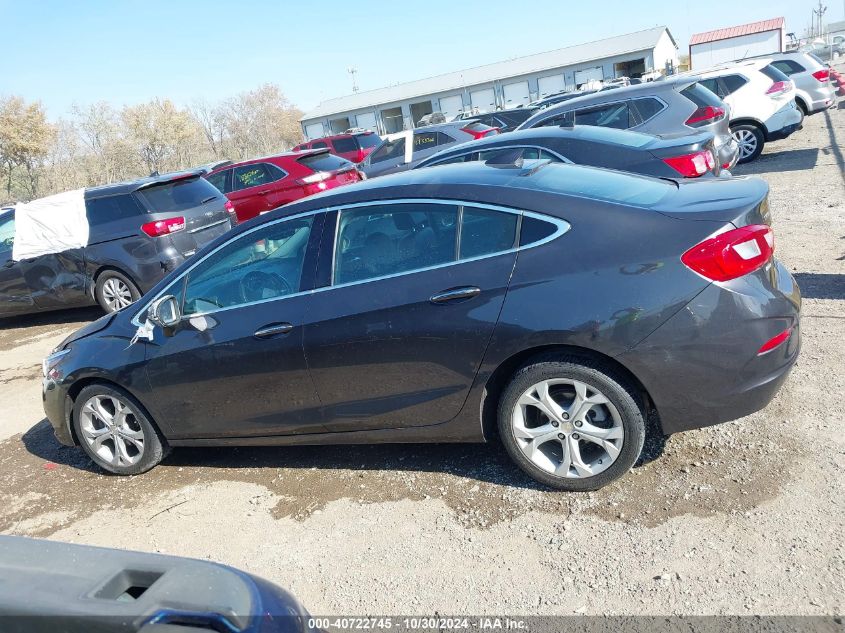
[293,131,382,164]
[0,172,232,317]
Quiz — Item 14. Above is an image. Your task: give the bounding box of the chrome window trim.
[426,145,571,168]
[131,200,570,326]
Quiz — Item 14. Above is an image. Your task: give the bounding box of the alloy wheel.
[733,129,759,161]
[511,378,623,479]
[101,277,133,311]
[78,395,145,467]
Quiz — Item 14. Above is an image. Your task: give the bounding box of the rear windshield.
[332,137,359,153]
[355,133,382,149]
[528,163,672,207]
[499,109,537,124]
[576,126,654,148]
[136,176,221,212]
[681,82,724,108]
[298,152,354,172]
[761,64,790,83]
[462,122,495,132]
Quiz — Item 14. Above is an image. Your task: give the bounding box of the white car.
[691,60,803,163]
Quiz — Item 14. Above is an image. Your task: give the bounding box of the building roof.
[689,18,785,47]
[828,20,845,34]
[301,26,675,122]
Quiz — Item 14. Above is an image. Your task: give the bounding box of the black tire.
[497,356,646,492]
[72,383,169,475]
[95,270,141,314]
[730,123,765,164]
[795,98,808,117]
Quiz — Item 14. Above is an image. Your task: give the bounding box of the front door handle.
[254,322,293,338]
[258,190,271,195]
[430,286,481,304]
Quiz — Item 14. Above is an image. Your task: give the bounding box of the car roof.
[85,170,205,198]
[207,148,330,174]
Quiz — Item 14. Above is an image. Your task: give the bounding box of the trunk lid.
[654,175,770,227]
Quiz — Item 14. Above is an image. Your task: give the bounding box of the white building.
[689,17,785,70]
[300,27,679,139]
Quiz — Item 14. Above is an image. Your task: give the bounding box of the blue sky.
[0,0,834,117]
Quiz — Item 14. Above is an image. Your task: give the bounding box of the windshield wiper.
[201,195,218,204]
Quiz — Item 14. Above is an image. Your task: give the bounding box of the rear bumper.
[618,260,801,435]
[715,135,740,169]
[763,103,803,141]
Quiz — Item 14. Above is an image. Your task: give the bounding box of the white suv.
[691,60,803,163]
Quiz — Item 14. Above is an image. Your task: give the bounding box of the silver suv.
[748,51,836,115]
[516,76,740,170]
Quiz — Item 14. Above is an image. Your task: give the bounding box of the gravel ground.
[0,98,842,617]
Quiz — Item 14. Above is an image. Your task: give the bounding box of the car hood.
[57,312,116,350]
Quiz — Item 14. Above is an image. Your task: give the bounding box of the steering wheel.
[239,270,292,303]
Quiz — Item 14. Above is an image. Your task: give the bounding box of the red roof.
[690,18,785,46]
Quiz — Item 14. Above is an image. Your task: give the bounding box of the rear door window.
[86,194,145,225]
[720,74,748,95]
[356,133,382,149]
[413,132,439,152]
[574,102,631,129]
[459,207,518,259]
[233,164,273,191]
[332,137,359,154]
[370,138,406,164]
[205,169,231,194]
[698,78,724,98]
[135,177,222,212]
[311,141,329,149]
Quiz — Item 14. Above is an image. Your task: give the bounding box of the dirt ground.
[0,100,843,617]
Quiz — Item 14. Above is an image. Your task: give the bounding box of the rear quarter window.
[135,177,221,212]
[86,194,144,225]
[761,64,790,83]
[681,82,725,108]
[771,59,806,76]
[632,97,665,124]
[332,137,359,154]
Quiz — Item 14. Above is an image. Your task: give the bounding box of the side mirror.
[147,295,181,329]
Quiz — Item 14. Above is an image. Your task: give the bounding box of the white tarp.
[12,189,89,261]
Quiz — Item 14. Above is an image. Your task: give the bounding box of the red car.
[204,150,363,224]
[293,130,382,164]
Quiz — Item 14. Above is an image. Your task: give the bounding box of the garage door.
[355,112,377,131]
[438,95,464,120]
[574,67,604,86]
[304,123,325,139]
[537,74,565,98]
[470,88,496,112]
[502,81,530,108]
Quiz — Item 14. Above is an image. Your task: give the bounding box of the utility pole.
[813,1,827,38]
[347,67,359,93]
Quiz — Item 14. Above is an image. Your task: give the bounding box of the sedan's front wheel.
[498,357,645,491]
[73,383,169,475]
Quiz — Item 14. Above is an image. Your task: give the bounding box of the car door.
[260,162,296,211]
[141,212,327,439]
[0,212,34,315]
[303,201,519,432]
[226,163,277,221]
[365,135,408,177]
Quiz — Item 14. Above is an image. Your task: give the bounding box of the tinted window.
[771,60,805,76]
[355,133,382,149]
[312,141,329,149]
[266,163,287,181]
[697,78,723,98]
[182,216,314,315]
[86,194,143,225]
[370,138,406,164]
[233,164,272,191]
[136,177,221,212]
[436,132,457,145]
[459,207,518,259]
[413,132,438,152]
[761,64,790,83]
[633,97,664,123]
[430,153,473,166]
[574,102,630,129]
[205,169,229,194]
[721,74,748,95]
[334,203,458,284]
[537,111,575,127]
[332,137,359,153]
[520,215,557,246]
[0,213,14,249]
[297,152,353,172]
[529,165,671,207]
[681,82,724,108]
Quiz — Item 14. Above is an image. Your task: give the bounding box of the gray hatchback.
[0,172,233,317]
[517,76,740,170]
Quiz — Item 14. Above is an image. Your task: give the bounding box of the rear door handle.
[258,190,271,195]
[254,322,293,338]
[430,286,481,304]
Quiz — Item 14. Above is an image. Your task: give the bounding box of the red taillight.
[681,224,774,282]
[757,327,793,355]
[662,149,716,177]
[812,68,830,83]
[462,126,499,140]
[224,200,238,226]
[685,105,725,127]
[766,80,791,96]
[141,216,186,237]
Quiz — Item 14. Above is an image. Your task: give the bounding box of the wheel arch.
[480,344,654,441]
[793,95,809,115]
[730,117,768,135]
[92,265,141,296]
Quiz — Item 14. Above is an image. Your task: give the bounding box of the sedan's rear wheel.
[73,383,168,475]
[498,357,645,491]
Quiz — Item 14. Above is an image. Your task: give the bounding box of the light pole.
[347,67,359,93]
